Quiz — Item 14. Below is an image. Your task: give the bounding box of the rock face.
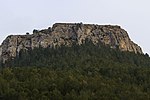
[0,23,143,63]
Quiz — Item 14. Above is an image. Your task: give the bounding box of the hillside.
[0,23,150,100]
[0,42,150,99]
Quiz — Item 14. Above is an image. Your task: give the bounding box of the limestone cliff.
[0,23,143,63]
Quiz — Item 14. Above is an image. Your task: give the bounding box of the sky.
[0,0,150,54]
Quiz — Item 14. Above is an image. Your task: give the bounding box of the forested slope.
[0,42,150,100]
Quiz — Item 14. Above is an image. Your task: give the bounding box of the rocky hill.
[0,23,143,63]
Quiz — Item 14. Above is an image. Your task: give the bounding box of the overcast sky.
[0,0,150,54]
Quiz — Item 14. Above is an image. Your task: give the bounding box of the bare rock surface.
[0,23,143,63]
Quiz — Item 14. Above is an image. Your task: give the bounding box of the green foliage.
[0,41,150,99]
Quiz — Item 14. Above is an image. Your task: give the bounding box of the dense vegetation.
[0,42,150,100]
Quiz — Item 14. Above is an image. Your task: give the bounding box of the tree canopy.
[0,41,150,99]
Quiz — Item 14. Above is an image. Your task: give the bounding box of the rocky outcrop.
[0,23,143,63]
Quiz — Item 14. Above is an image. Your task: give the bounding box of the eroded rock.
[0,23,143,63]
